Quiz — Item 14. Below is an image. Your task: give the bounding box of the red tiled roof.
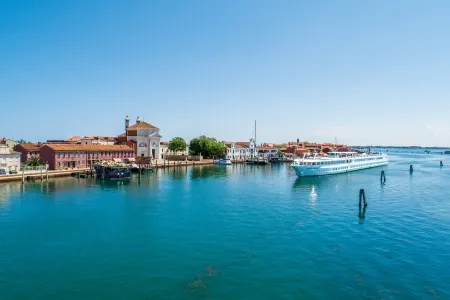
[160,142,170,145]
[66,136,82,142]
[126,121,159,130]
[43,144,134,152]
[17,143,40,151]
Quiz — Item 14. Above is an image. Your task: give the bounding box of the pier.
[0,160,218,182]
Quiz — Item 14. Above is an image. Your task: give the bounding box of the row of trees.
[168,136,227,158]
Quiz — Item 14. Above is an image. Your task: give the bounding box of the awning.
[113,158,123,162]
[127,157,136,162]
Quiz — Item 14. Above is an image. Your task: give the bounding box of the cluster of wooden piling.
[358,160,445,223]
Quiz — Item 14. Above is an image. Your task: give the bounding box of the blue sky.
[1,0,450,146]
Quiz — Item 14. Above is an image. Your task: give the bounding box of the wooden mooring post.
[409,165,414,173]
[380,170,386,184]
[358,189,367,223]
[359,189,367,208]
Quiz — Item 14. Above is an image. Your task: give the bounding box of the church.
[122,116,162,159]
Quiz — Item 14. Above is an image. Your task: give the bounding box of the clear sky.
[1,0,450,146]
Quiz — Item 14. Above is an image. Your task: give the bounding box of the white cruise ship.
[291,151,388,177]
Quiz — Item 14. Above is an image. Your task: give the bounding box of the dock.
[0,160,218,183]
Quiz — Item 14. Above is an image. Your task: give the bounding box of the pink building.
[40,144,135,170]
[13,143,41,163]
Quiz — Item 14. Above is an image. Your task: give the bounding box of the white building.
[0,138,18,151]
[81,136,116,145]
[224,139,257,160]
[258,147,280,159]
[125,116,162,159]
[160,142,189,159]
[0,144,21,173]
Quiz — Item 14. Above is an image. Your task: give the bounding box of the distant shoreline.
[351,146,450,149]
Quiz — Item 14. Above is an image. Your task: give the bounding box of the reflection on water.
[167,167,188,181]
[292,173,350,190]
[1,152,450,299]
[358,205,367,224]
[309,186,317,202]
[191,165,231,180]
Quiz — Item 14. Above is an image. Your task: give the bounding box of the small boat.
[246,157,268,165]
[128,163,140,172]
[214,158,232,165]
[269,157,283,163]
[445,150,450,155]
[94,164,131,180]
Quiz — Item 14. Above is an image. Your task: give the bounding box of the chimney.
[125,115,130,130]
[136,116,141,124]
[297,138,299,144]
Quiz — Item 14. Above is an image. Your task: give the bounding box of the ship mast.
[254,120,257,146]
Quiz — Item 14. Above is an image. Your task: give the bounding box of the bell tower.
[125,115,130,131]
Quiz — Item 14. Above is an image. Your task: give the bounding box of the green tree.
[189,136,227,158]
[24,156,45,166]
[168,137,187,153]
[17,139,32,144]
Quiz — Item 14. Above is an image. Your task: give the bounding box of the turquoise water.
[1,151,449,299]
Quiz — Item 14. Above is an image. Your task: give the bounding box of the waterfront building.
[277,139,349,157]
[39,144,135,170]
[13,143,41,163]
[121,116,162,159]
[224,139,257,160]
[258,147,280,159]
[0,144,21,173]
[160,141,189,159]
[81,136,117,145]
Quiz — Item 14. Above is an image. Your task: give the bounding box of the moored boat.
[94,164,131,180]
[214,158,232,165]
[291,151,388,177]
[269,157,283,163]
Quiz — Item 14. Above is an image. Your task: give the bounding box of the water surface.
[0,151,449,299]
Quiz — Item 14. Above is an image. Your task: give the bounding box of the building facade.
[124,116,162,159]
[40,144,135,170]
[258,147,280,159]
[0,144,21,173]
[160,141,189,159]
[224,139,257,160]
[0,138,19,151]
[13,143,41,163]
